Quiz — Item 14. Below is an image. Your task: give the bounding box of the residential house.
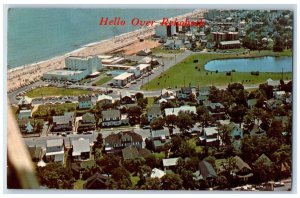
[264,98,283,110]
[228,122,243,139]
[104,131,143,153]
[207,102,226,120]
[18,119,34,133]
[45,139,65,164]
[273,91,286,101]
[164,105,197,116]
[150,129,171,151]
[266,78,280,90]
[18,109,32,120]
[254,154,273,168]
[249,124,266,136]
[52,112,74,132]
[197,86,210,104]
[162,157,179,171]
[101,109,128,127]
[247,99,257,109]
[232,156,253,182]
[201,127,219,146]
[147,104,162,122]
[71,138,91,161]
[83,172,109,189]
[121,147,151,160]
[77,113,96,132]
[96,94,114,105]
[160,89,176,100]
[78,95,92,109]
[195,161,217,185]
[150,168,166,179]
[120,92,136,104]
[18,96,32,110]
[176,87,193,100]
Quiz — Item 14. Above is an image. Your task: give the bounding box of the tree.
[176,111,195,133]
[97,154,121,174]
[267,119,284,140]
[111,167,132,189]
[252,156,275,183]
[123,158,145,173]
[197,106,213,128]
[150,117,165,130]
[161,173,183,190]
[217,124,232,145]
[273,36,285,52]
[140,115,149,127]
[127,106,142,125]
[135,92,144,101]
[164,114,177,133]
[229,104,247,124]
[36,163,75,189]
[140,178,161,190]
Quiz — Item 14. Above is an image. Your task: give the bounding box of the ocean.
[7,8,193,69]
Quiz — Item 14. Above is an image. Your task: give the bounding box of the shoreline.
[7,9,205,92]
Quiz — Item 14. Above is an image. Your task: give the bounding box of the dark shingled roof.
[84,172,109,189]
[102,109,120,119]
[105,131,143,145]
[122,147,140,160]
[199,160,217,180]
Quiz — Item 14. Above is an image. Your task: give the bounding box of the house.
[150,129,171,151]
[164,105,197,116]
[101,109,128,127]
[45,139,65,164]
[161,89,176,100]
[112,72,134,87]
[176,87,193,100]
[78,95,92,109]
[71,138,91,161]
[249,124,266,136]
[273,91,286,101]
[96,94,114,105]
[136,48,152,56]
[104,131,143,153]
[247,99,257,109]
[147,104,162,122]
[264,98,283,110]
[198,86,210,101]
[228,122,243,139]
[18,119,34,133]
[266,78,280,90]
[52,112,74,132]
[83,172,109,189]
[120,92,136,104]
[121,147,151,160]
[18,96,32,110]
[208,102,226,120]
[254,154,273,168]
[232,156,253,182]
[201,127,219,146]
[197,161,217,184]
[163,157,179,171]
[18,109,32,120]
[163,39,184,50]
[77,113,96,132]
[151,168,166,179]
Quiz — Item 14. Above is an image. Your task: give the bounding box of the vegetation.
[26,87,96,98]
[151,46,185,54]
[142,50,292,90]
[94,76,113,86]
[33,103,77,118]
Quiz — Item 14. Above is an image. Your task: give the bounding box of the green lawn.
[130,176,140,187]
[142,50,292,90]
[151,46,185,54]
[94,76,113,86]
[26,87,96,98]
[73,179,86,189]
[33,103,77,117]
[146,97,155,109]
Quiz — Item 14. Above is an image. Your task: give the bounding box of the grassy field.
[94,76,113,86]
[142,50,292,90]
[73,179,86,189]
[151,46,185,54]
[33,103,77,117]
[26,87,96,98]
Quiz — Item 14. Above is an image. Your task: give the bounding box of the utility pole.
[281,68,283,80]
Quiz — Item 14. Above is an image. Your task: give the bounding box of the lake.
[204,56,292,72]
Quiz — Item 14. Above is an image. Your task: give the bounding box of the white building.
[155,25,176,38]
[164,105,196,116]
[112,72,134,86]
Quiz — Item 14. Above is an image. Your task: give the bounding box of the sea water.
[8,8,193,69]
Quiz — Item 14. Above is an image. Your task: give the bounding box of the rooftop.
[113,72,134,80]
[46,139,63,147]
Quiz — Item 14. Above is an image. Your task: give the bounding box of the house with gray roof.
[201,127,219,146]
[18,96,32,110]
[121,147,151,161]
[71,138,91,161]
[198,161,217,183]
[18,109,32,120]
[163,157,180,171]
[150,128,171,151]
[147,104,162,122]
[52,112,74,132]
[247,99,257,109]
[45,139,65,164]
[78,113,96,132]
[164,105,196,116]
[104,131,143,153]
[101,109,128,127]
[78,95,92,109]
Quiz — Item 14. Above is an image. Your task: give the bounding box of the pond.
[204,56,292,72]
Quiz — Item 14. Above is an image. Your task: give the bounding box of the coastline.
[7,9,204,92]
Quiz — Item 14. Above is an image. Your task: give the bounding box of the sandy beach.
[7,9,205,92]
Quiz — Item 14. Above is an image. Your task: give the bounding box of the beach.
[7,9,205,92]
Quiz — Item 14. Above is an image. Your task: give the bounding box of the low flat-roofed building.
[112,72,134,86]
[43,69,89,82]
[137,64,151,75]
[219,40,241,49]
